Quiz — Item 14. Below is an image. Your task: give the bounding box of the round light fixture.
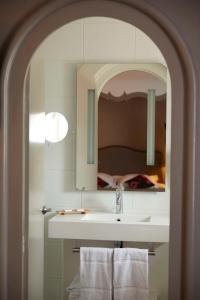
[45,112,68,143]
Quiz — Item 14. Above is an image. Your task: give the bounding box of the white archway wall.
[28,17,170,300]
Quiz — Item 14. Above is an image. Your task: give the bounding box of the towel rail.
[72,247,155,256]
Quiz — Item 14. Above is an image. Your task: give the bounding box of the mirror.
[76,64,167,191]
[97,70,166,191]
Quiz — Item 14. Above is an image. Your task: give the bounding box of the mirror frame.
[76,63,170,192]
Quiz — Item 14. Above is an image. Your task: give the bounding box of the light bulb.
[45,112,68,143]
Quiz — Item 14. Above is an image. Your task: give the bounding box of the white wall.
[39,17,166,64]
[29,56,45,300]
[31,17,169,300]
[36,17,169,216]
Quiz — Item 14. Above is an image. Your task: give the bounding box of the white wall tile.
[45,190,169,215]
[45,192,81,211]
[45,170,75,193]
[132,192,158,214]
[57,192,82,209]
[45,134,75,171]
[84,22,135,62]
[42,22,83,61]
[122,192,134,212]
[82,191,169,215]
[82,191,115,211]
[44,62,77,97]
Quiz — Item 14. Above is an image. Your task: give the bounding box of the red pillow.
[97,177,109,188]
[127,175,155,189]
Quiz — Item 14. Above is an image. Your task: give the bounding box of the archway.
[0,1,196,299]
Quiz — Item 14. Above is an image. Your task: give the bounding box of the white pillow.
[118,174,139,184]
[97,173,117,188]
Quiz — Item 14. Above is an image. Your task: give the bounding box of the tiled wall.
[43,59,170,216]
[30,17,169,300]
[40,17,165,64]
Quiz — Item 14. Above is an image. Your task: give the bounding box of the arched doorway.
[0,1,196,300]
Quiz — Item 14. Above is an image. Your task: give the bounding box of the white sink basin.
[48,212,169,242]
[81,213,151,223]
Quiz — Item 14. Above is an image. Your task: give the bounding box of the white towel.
[67,274,80,300]
[113,248,149,300]
[68,293,80,300]
[80,247,113,300]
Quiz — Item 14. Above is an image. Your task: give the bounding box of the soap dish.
[57,209,89,215]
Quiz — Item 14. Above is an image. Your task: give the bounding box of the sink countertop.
[48,212,169,242]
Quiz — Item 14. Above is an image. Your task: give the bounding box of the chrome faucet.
[115,184,123,214]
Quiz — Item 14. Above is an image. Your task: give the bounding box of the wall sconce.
[45,112,68,143]
[147,89,155,165]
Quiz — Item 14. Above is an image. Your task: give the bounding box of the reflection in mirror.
[97,71,166,191]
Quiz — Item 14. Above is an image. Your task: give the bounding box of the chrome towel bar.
[72,247,156,256]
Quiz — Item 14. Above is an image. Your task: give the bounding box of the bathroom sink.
[48,212,169,242]
[81,213,151,223]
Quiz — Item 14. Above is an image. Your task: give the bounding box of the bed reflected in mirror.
[97,70,166,191]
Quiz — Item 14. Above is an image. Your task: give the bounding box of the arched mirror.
[76,63,169,192]
[98,70,166,191]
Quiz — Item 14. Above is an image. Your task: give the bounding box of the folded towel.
[113,248,149,300]
[80,247,113,300]
[67,273,80,299]
[68,293,80,300]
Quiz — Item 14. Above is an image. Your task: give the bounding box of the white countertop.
[48,212,169,242]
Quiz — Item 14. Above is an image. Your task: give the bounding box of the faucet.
[115,184,123,214]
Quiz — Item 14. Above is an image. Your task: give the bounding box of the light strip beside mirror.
[147,89,156,165]
[87,89,96,164]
